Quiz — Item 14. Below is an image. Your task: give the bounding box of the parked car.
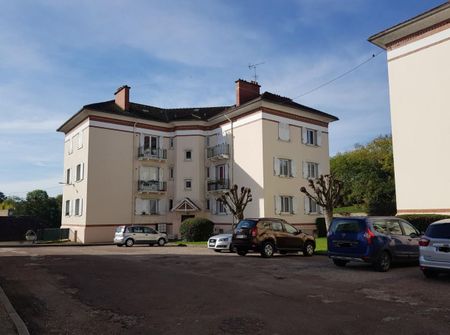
[232,218,315,258]
[208,232,233,252]
[419,219,450,278]
[327,217,421,272]
[114,225,168,247]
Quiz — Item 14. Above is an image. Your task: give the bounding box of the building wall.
[387,28,450,214]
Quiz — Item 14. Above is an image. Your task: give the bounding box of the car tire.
[158,238,166,247]
[333,259,348,267]
[303,241,314,257]
[260,241,275,258]
[125,239,134,247]
[422,269,438,278]
[116,244,123,247]
[374,251,391,272]
[237,249,247,256]
[229,244,235,253]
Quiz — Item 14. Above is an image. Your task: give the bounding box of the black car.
[232,218,315,258]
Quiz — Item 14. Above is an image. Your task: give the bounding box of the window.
[216,200,226,214]
[206,167,210,178]
[137,199,159,215]
[306,129,317,145]
[157,224,167,233]
[74,198,82,216]
[272,221,283,231]
[65,200,70,216]
[278,122,290,141]
[304,162,319,179]
[143,135,160,156]
[66,168,71,185]
[279,159,292,177]
[185,150,192,160]
[216,164,226,180]
[206,199,210,210]
[67,139,73,155]
[184,179,192,190]
[78,131,83,149]
[284,223,298,235]
[401,221,418,236]
[169,167,174,179]
[305,196,318,214]
[169,137,174,149]
[386,220,403,235]
[75,163,84,182]
[280,196,293,214]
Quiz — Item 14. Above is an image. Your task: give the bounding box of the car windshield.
[331,219,364,233]
[426,223,450,239]
[236,220,257,229]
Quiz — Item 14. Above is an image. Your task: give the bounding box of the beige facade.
[58,81,337,242]
[369,3,450,215]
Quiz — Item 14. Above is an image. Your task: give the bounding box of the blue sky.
[0,0,444,197]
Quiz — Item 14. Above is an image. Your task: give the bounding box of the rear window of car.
[236,220,257,229]
[426,223,450,239]
[115,226,125,233]
[331,219,364,234]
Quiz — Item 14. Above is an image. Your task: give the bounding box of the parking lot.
[0,245,449,335]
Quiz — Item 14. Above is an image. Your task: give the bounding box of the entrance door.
[181,215,195,223]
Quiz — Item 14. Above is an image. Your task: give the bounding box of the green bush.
[397,214,450,233]
[315,218,327,238]
[180,217,214,242]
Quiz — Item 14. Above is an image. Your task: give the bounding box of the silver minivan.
[419,219,450,277]
[114,225,168,247]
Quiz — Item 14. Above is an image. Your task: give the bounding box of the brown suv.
[232,218,315,257]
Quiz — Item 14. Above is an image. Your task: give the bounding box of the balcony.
[138,180,167,193]
[207,178,230,192]
[207,144,229,160]
[138,147,167,161]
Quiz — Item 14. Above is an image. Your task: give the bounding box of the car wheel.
[261,241,275,258]
[125,239,134,247]
[333,259,348,267]
[158,238,166,247]
[229,244,235,253]
[374,251,391,272]
[422,269,438,278]
[303,241,314,257]
[237,249,247,256]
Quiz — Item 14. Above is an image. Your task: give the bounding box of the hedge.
[180,217,214,241]
[397,214,450,233]
[315,218,327,238]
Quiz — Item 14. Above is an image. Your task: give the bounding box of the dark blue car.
[327,217,421,272]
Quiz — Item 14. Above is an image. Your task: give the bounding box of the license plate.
[236,234,246,239]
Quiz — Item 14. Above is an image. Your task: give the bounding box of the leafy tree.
[180,217,214,241]
[331,135,395,215]
[217,184,252,228]
[0,192,5,203]
[300,174,343,232]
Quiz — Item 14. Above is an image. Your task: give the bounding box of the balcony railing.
[138,180,167,192]
[207,178,230,191]
[138,147,167,160]
[207,144,229,160]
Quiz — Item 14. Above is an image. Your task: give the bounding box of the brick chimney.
[235,79,260,106]
[114,85,130,111]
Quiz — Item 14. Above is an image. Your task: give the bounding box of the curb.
[0,285,29,335]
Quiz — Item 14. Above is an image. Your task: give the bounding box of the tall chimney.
[235,79,260,106]
[114,85,130,111]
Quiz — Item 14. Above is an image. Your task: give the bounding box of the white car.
[208,233,233,252]
[419,219,450,278]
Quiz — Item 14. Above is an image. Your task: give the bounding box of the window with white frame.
[136,198,159,215]
[307,129,317,145]
[280,196,293,214]
[75,163,84,182]
[65,200,70,216]
[78,131,83,149]
[169,137,174,149]
[279,159,293,177]
[304,196,319,214]
[143,135,159,154]
[66,168,71,185]
[67,139,73,155]
[216,199,226,214]
[158,223,167,233]
[278,122,290,141]
[74,198,82,216]
[184,179,192,190]
[304,162,319,179]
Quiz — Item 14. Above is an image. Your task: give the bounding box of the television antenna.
[248,62,265,82]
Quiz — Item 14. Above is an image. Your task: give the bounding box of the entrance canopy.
[171,198,201,212]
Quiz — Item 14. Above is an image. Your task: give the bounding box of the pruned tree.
[300,174,342,232]
[217,185,252,229]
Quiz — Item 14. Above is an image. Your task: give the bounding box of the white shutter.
[210,166,216,180]
[303,162,308,179]
[274,157,280,176]
[159,167,164,181]
[70,200,73,216]
[302,127,307,144]
[80,199,84,216]
[212,199,217,215]
[292,196,298,214]
[291,160,297,177]
[225,164,229,181]
[135,198,142,214]
[139,167,146,180]
[159,136,163,149]
[81,163,85,180]
[317,131,322,146]
[78,131,83,149]
[274,196,281,215]
[304,196,310,214]
[159,199,166,215]
[317,163,322,178]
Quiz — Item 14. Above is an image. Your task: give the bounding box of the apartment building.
[369,3,450,215]
[57,80,338,243]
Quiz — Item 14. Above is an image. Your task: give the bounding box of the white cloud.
[1,175,63,198]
